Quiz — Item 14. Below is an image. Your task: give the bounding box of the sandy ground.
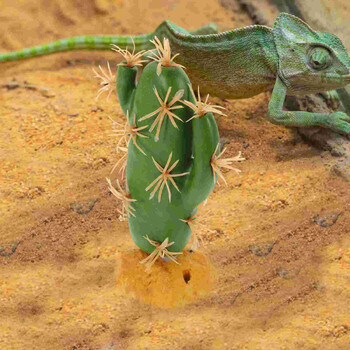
[0,0,350,349]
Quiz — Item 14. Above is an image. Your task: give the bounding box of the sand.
[0,0,349,349]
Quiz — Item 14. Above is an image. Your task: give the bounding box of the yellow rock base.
[116,249,216,308]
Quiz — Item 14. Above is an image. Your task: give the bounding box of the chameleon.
[1,13,350,134]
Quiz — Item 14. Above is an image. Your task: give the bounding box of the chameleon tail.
[0,34,154,63]
[0,23,218,63]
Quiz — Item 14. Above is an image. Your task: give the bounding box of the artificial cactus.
[96,38,244,269]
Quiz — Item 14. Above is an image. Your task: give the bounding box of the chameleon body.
[2,13,350,134]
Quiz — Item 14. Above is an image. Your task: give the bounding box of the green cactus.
[103,38,243,268]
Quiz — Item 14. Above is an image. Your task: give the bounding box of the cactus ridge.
[145,152,190,203]
[138,86,185,141]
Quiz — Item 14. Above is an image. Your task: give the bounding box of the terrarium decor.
[95,37,244,271]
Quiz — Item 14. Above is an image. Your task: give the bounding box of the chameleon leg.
[267,76,350,135]
[319,90,341,110]
[336,87,350,115]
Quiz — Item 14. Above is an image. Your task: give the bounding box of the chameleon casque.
[1,13,350,134]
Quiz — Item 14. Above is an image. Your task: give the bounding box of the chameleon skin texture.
[0,35,154,62]
[273,13,350,96]
[0,24,218,63]
[117,61,219,254]
[264,14,350,135]
[1,13,349,98]
[155,22,279,99]
[3,13,350,132]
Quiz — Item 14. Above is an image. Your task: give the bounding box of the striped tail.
[0,23,219,63]
[0,34,154,63]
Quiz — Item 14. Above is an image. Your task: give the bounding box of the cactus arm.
[182,112,220,210]
[116,64,138,115]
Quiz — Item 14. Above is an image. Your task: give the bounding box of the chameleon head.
[273,13,350,95]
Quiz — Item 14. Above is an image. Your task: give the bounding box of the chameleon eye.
[309,47,332,70]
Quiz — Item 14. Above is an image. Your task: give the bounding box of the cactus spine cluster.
[100,38,243,269]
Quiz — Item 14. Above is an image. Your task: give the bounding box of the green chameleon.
[2,13,350,134]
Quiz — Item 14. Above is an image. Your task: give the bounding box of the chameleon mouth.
[317,73,350,86]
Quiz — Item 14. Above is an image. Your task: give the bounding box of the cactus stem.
[139,86,184,141]
[106,178,137,218]
[182,84,226,122]
[110,111,149,155]
[92,61,115,101]
[145,152,190,203]
[140,235,182,271]
[210,143,245,185]
[111,38,149,67]
[149,37,185,76]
